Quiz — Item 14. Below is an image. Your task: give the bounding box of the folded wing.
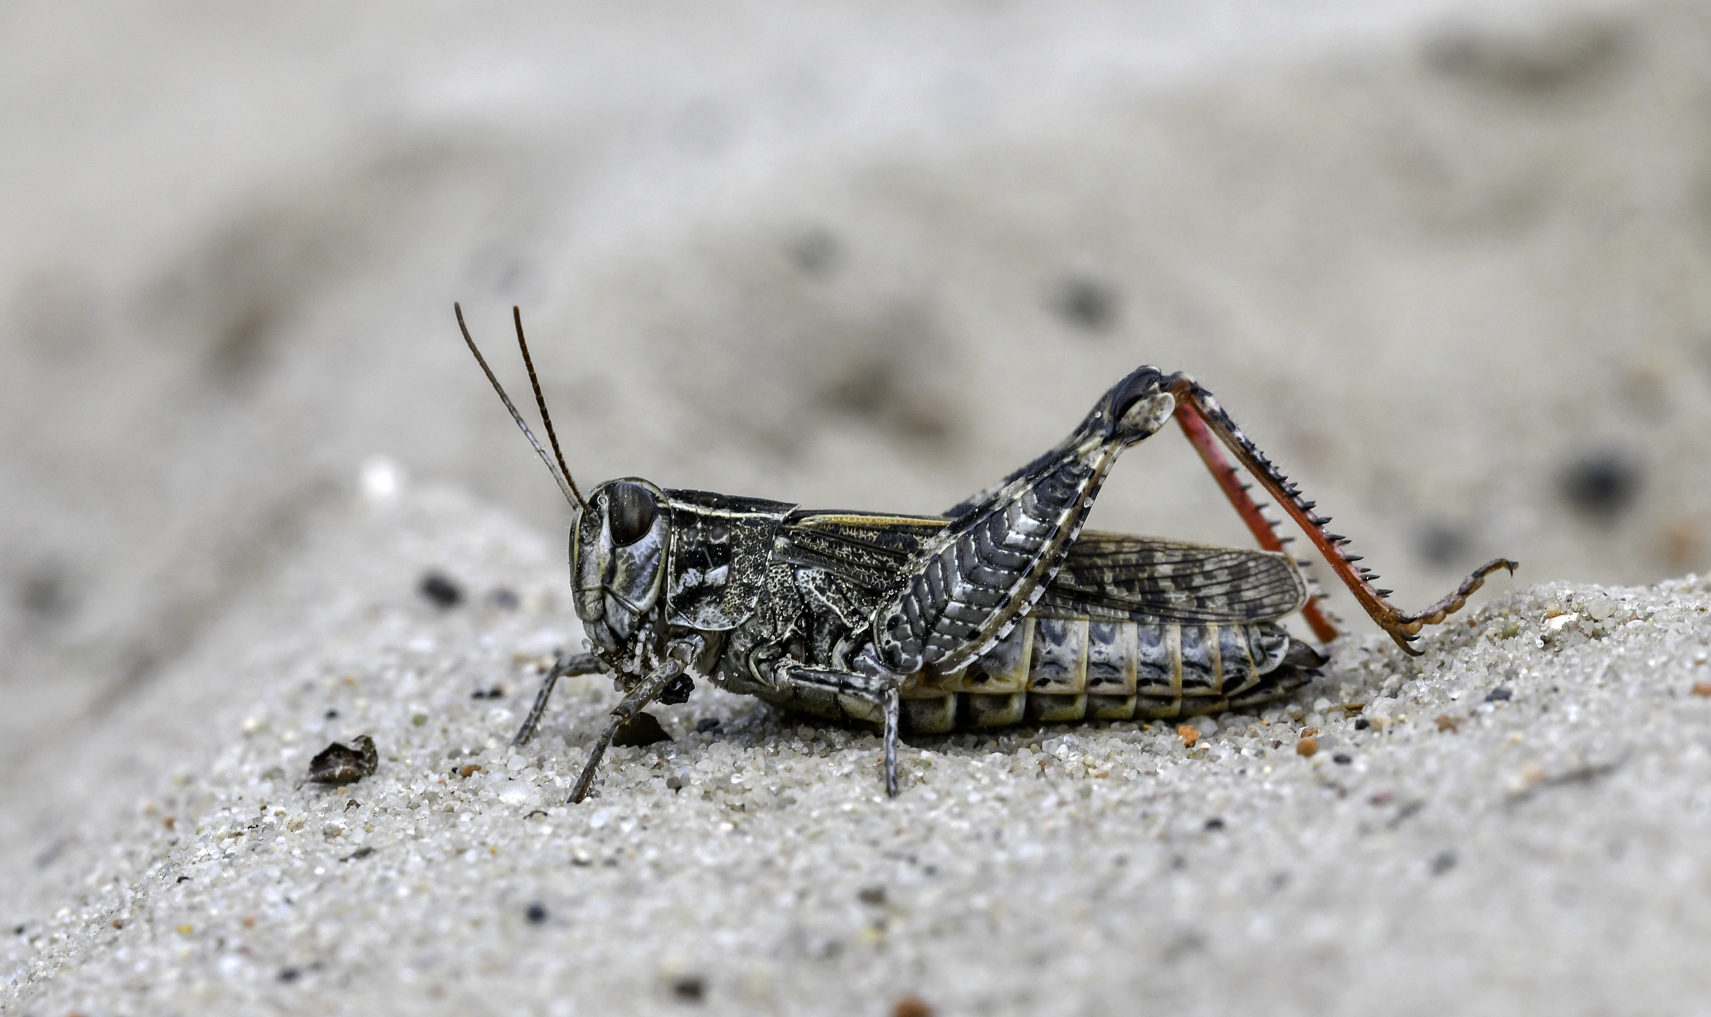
[777,512,1307,625]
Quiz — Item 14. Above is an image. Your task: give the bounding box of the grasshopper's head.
[455,305,673,666]
[571,478,670,656]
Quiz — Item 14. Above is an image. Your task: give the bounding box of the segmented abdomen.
[891,613,1310,733]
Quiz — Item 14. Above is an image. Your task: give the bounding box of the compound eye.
[606,482,657,547]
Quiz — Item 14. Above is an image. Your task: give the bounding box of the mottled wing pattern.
[777,515,1307,626]
[772,511,941,591]
[1039,532,1308,623]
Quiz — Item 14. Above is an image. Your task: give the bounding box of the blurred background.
[3,0,1709,775]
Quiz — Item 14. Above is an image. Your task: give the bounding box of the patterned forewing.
[1037,532,1308,623]
[778,518,1308,626]
[772,512,940,592]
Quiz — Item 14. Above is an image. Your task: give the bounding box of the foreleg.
[775,664,903,797]
[1165,375,1516,655]
[512,651,603,746]
[568,647,693,804]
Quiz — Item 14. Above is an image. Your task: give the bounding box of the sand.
[4,473,1710,1015]
[7,0,1711,1013]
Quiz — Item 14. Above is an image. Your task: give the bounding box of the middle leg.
[775,663,903,797]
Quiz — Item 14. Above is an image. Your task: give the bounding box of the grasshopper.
[455,305,1515,801]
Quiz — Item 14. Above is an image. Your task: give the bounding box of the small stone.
[1333,753,1353,765]
[526,902,548,924]
[1436,715,1460,733]
[612,712,671,747]
[695,717,722,734]
[1559,451,1640,522]
[1296,738,1318,758]
[893,995,935,1017]
[458,763,484,778]
[418,571,463,608]
[671,974,706,1002]
[1176,724,1201,748]
[666,774,684,791]
[1052,276,1119,332]
[1204,817,1225,830]
[1486,687,1513,702]
[278,967,300,983]
[858,885,886,906]
[1431,850,1458,875]
[1692,681,1711,697]
[1354,718,1370,730]
[307,735,378,785]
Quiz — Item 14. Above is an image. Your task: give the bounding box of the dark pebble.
[695,717,722,734]
[1052,276,1119,332]
[857,885,886,906]
[1204,817,1225,830]
[1559,451,1641,522]
[671,974,706,1002]
[1333,753,1353,765]
[526,902,548,924]
[1416,522,1469,567]
[307,734,379,785]
[418,571,463,608]
[278,967,300,983]
[1354,717,1370,730]
[611,711,671,748]
[325,709,338,719]
[12,925,23,935]
[1431,850,1458,875]
[1486,686,1513,702]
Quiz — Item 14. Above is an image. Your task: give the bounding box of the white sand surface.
[4,475,1709,1015]
[7,1,1711,1013]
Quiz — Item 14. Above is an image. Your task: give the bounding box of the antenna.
[510,306,586,510]
[455,303,589,513]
